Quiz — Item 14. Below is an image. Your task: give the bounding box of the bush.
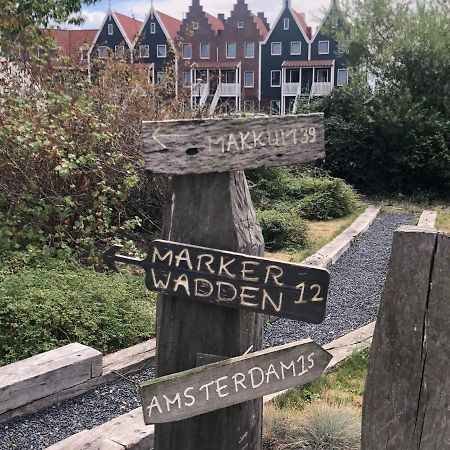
[257,209,309,251]
[0,260,156,366]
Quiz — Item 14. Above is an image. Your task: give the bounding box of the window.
[97,46,108,58]
[108,23,113,35]
[290,41,301,55]
[244,100,255,112]
[200,42,210,59]
[157,45,167,58]
[226,42,236,59]
[244,71,254,88]
[192,21,199,30]
[337,69,348,86]
[271,70,281,87]
[318,40,330,54]
[284,18,290,30]
[150,22,156,34]
[157,72,165,83]
[316,69,329,82]
[244,42,255,58]
[139,45,149,58]
[338,40,349,53]
[237,21,244,29]
[115,45,125,58]
[271,42,282,55]
[182,71,191,87]
[270,100,281,115]
[182,43,192,59]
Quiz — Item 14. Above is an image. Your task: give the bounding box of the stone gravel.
[0,213,416,449]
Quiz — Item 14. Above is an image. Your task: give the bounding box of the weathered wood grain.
[142,114,324,174]
[362,226,450,449]
[0,343,102,415]
[141,339,331,423]
[155,172,264,449]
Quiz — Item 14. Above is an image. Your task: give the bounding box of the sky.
[78,0,332,30]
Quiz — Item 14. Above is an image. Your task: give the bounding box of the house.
[178,0,269,113]
[260,0,348,115]
[88,10,142,62]
[133,7,181,86]
[48,29,98,64]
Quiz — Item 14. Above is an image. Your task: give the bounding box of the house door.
[301,68,313,93]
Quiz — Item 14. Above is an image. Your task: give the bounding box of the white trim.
[237,21,244,29]
[108,23,114,35]
[150,22,156,34]
[337,68,348,86]
[258,40,262,102]
[271,42,282,55]
[271,70,281,87]
[139,44,150,58]
[200,42,210,59]
[290,41,301,55]
[244,71,255,88]
[97,45,108,58]
[115,45,125,58]
[157,45,167,58]
[182,43,192,59]
[244,41,255,59]
[226,42,237,59]
[318,40,330,54]
[284,18,290,30]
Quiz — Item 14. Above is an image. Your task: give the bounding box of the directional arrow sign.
[142,113,324,174]
[104,240,330,324]
[139,339,332,424]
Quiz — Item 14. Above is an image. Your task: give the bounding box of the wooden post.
[362,226,450,449]
[155,172,264,450]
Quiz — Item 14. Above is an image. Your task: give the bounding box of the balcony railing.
[282,82,301,96]
[191,82,209,97]
[218,82,240,96]
[311,82,333,97]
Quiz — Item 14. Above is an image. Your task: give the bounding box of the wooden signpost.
[104,239,330,324]
[106,113,326,450]
[140,339,332,424]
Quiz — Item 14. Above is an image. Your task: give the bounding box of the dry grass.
[265,210,364,263]
[436,208,450,233]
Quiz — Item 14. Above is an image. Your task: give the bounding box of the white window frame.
[150,22,156,34]
[200,42,210,59]
[115,45,124,58]
[182,43,192,59]
[244,71,254,88]
[192,21,199,30]
[244,41,255,59]
[337,68,349,86]
[270,99,281,115]
[108,23,113,35]
[226,42,237,59]
[290,41,301,55]
[316,68,330,83]
[271,70,281,87]
[318,40,330,55]
[271,42,282,56]
[156,71,166,83]
[237,21,244,29]
[157,45,167,58]
[182,71,191,87]
[139,45,150,58]
[97,46,108,58]
[284,18,290,30]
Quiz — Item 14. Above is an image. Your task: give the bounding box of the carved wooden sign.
[140,339,332,424]
[142,114,325,174]
[104,239,330,324]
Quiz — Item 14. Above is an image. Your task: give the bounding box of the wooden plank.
[304,206,380,268]
[142,114,324,174]
[362,226,450,449]
[417,210,437,229]
[154,172,264,450]
[0,339,156,424]
[140,339,332,424]
[106,239,330,324]
[0,343,102,415]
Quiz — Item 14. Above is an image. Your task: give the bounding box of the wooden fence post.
[362,226,450,449]
[154,172,264,450]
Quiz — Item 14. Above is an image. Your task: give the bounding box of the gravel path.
[0,213,416,449]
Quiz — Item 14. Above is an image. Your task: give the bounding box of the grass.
[265,208,365,263]
[436,208,450,233]
[263,348,370,450]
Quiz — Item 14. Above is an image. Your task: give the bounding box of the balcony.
[191,82,209,97]
[311,82,333,97]
[282,82,301,96]
[217,83,240,97]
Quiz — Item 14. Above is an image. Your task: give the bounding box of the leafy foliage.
[0,257,156,366]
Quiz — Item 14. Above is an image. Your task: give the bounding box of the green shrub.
[257,209,309,251]
[0,261,156,366]
[296,177,360,221]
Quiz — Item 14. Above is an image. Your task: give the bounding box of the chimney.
[257,12,270,31]
[307,26,312,39]
[217,13,225,23]
[284,0,291,8]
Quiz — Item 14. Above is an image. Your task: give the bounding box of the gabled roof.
[48,29,97,60]
[293,11,312,39]
[282,59,334,68]
[311,0,343,42]
[205,12,225,32]
[252,14,269,38]
[114,12,143,44]
[157,11,181,39]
